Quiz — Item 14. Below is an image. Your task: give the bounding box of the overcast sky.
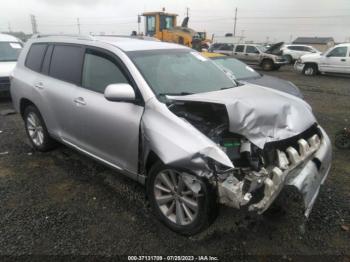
[1,0,350,43]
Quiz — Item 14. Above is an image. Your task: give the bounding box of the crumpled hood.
[265,42,284,54]
[168,84,316,149]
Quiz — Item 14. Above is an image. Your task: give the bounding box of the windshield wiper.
[220,85,237,90]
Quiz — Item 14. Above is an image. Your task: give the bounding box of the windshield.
[128,49,236,96]
[212,57,260,80]
[0,42,22,62]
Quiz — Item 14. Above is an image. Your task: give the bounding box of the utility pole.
[30,14,38,34]
[77,18,81,34]
[233,7,237,37]
[8,22,12,33]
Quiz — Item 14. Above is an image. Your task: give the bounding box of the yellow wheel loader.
[142,11,208,51]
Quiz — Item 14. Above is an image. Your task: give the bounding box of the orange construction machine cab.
[142,11,202,50]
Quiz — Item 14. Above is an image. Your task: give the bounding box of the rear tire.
[146,161,218,235]
[23,105,57,152]
[303,63,318,76]
[261,59,274,71]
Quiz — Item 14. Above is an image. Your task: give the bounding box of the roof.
[0,33,21,42]
[142,12,178,17]
[95,36,188,51]
[31,35,189,52]
[292,37,334,44]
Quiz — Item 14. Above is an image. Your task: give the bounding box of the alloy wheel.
[26,112,44,146]
[153,169,199,226]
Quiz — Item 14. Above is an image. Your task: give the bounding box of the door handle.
[34,82,44,90]
[244,53,248,56]
[73,97,86,106]
[341,59,346,62]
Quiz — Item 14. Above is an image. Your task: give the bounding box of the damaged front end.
[141,85,332,218]
[216,125,331,217]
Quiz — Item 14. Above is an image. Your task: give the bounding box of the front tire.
[303,63,318,76]
[261,59,274,71]
[146,161,218,235]
[23,105,56,151]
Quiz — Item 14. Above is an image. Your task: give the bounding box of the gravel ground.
[0,67,349,261]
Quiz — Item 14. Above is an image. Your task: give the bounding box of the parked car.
[209,43,234,56]
[281,45,320,64]
[0,33,23,94]
[210,42,288,71]
[208,43,225,52]
[11,35,331,235]
[295,43,350,76]
[202,52,303,98]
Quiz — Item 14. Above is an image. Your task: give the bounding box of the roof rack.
[31,34,95,41]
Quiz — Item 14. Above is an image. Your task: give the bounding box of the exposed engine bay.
[168,100,324,215]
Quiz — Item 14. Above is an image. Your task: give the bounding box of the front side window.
[25,43,47,72]
[235,45,245,52]
[146,16,156,36]
[82,50,128,93]
[246,46,259,54]
[0,42,22,62]
[49,45,83,85]
[256,45,267,53]
[128,50,235,97]
[327,47,347,57]
[164,16,174,29]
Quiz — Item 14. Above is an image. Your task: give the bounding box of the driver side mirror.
[104,83,136,102]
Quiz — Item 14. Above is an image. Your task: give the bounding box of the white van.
[0,33,23,93]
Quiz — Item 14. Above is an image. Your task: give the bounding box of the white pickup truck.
[295,43,350,76]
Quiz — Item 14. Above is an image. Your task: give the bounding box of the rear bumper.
[0,77,10,92]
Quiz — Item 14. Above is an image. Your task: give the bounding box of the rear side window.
[82,49,129,93]
[25,44,47,72]
[235,45,245,52]
[49,45,83,85]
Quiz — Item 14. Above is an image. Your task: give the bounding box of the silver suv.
[11,35,332,235]
[211,42,288,70]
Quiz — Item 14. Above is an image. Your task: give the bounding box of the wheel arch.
[144,150,162,177]
[304,62,318,69]
[19,98,36,118]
